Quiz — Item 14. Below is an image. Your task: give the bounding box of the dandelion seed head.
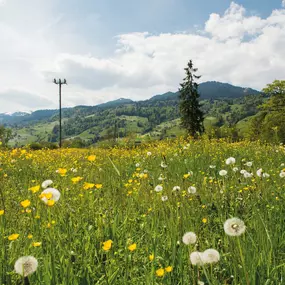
[41,180,53,189]
[187,186,197,194]
[219,170,227,176]
[182,232,197,245]
[14,256,38,277]
[190,251,204,266]
[226,157,236,165]
[161,195,168,202]
[202,249,220,264]
[224,217,246,236]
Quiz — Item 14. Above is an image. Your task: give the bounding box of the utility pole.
[53,78,67,148]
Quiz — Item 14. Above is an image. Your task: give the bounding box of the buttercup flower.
[40,188,60,204]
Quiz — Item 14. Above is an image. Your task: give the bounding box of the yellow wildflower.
[20,199,31,208]
[32,242,42,247]
[102,240,113,251]
[149,254,154,261]
[128,243,137,252]
[165,266,173,272]
[57,168,67,176]
[95,184,103,189]
[71,176,83,184]
[0,210,4,215]
[156,268,165,277]
[27,234,33,239]
[87,155,96,162]
[47,200,55,207]
[202,218,207,224]
[83,182,95,190]
[8,234,19,241]
[28,185,40,193]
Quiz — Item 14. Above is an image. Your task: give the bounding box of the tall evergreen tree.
[179,60,204,137]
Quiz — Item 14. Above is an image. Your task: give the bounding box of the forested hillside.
[0,81,267,147]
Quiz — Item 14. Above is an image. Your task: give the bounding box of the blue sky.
[0,0,284,112]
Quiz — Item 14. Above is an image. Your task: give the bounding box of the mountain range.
[1,81,266,146]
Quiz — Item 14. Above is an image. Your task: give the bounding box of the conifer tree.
[179,60,204,137]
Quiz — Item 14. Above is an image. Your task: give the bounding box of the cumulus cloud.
[46,3,285,95]
[1,1,285,112]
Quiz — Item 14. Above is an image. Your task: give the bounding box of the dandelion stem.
[237,237,249,285]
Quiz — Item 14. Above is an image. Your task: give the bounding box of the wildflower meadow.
[0,138,284,284]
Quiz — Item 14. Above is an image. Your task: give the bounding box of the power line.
[53,78,67,148]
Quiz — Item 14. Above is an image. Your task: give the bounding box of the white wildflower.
[188,186,197,194]
[226,157,236,165]
[233,167,239,172]
[182,232,197,245]
[224,217,246,236]
[154,185,163,192]
[280,171,285,178]
[158,174,166,181]
[219,170,227,176]
[263,173,270,178]
[240,169,247,174]
[245,161,253,167]
[41,180,53,189]
[135,163,140,168]
[161,195,168,202]
[209,165,216,169]
[243,172,253,178]
[172,186,181,191]
[190,251,204,266]
[202,249,220,264]
[256,168,263,177]
[160,162,167,168]
[14,256,38,277]
[147,152,152,156]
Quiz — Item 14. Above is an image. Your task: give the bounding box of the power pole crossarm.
[53,78,67,148]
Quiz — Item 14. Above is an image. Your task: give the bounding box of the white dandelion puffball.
[190,251,204,266]
[161,195,168,202]
[160,162,167,168]
[188,186,197,194]
[256,168,263,177]
[224,217,246,236]
[40,188,61,204]
[280,171,285,178]
[245,161,253,167]
[182,232,197,245]
[209,165,216,169]
[202,249,220,264]
[172,186,181,191]
[233,167,239,172]
[219,170,227,176]
[262,173,270,178]
[158,174,166,181]
[135,163,140,168]
[147,152,152,156]
[198,281,205,285]
[41,179,53,189]
[14,256,38,277]
[154,185,163,192]
[243,172,253,178]
[226,157,236,165]
[240,169,247,174]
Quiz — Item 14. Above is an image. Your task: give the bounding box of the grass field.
[0,138,284,284]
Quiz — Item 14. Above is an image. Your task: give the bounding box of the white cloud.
[282,0,285,8]
[0,1,285,112]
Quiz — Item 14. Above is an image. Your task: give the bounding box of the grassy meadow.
[0,138,284,284]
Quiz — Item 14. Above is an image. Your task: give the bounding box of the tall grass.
[0,138,284,284]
